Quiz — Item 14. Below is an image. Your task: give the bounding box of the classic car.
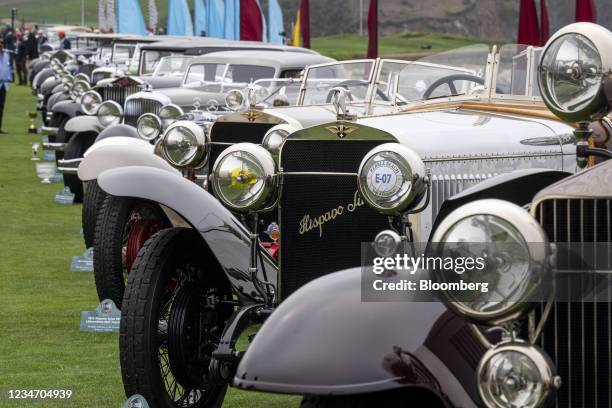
[230,22,612,408]
[93,33,588,407]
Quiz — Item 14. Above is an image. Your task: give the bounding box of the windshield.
[302,61,375,105]
[496,44,542,97]
[396,44,489,102]
[153,56,193,77]
[112,44,135,63]
[139,50,182,75]
[250,78,302,107]
[183,63,277,90]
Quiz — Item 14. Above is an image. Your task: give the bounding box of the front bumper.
[42,141,65,151]
[41,126,58,136]
[57,158,81,174]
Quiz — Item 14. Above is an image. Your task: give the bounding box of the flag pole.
[359,0,363,36]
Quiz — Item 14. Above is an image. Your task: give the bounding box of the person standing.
[15,31,27,85]
[58,31,71,50]
[0,37,13,134]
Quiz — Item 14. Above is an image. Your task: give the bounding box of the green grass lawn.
[0,85,299,407]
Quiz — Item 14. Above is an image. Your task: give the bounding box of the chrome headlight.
[70,80,90,100]
[430,199,550,325]
[358,143,427,215]
[97,101,123,127]
[158,104,184,130]
[262,124,296,161]
[478,341,559,408]
[212,143,277,213]
[137,114,162,141]
[225,89,245,111]
[74,73,90,83]
[61,75,74,93]
[161,121,209,168]
[539,22,612,122]
[80,91,102,115]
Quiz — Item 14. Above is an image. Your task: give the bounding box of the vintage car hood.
[135,76,183,89]
[357,109,575,161]
[532,159,612,203]
[261,105,341,129]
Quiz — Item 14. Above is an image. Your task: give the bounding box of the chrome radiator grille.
[535,198,612,408]
[99,86,139,106]
[430,173,495,220]
[123,99,162,127]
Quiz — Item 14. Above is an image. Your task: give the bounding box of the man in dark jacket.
[25,31,38,60]
[15,31,27,85]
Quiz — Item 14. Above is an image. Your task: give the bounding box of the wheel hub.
[125,219,161,272]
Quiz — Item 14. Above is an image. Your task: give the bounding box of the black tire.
[300,389,446,408]
[120,227,232,408]
[50,114,69,163]
[62,132,97,203]
[94,194,167,308]
[81,180,106,248]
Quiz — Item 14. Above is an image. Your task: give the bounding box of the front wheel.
[120,228,233,408]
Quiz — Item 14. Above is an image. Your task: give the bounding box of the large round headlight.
[430,199,550,325]
[61,74,74,93]
[478,341,559,408]
[225,89,245,111]
[161,121,209,168]
[137,113,162,141]
[262,124,296,161]
[158,104,184,130]
[539,22,612,122]
[70,80,90,99]
[97,101,123,127]
[74,73,90,83]
[358,143,426,215]
[212,143,277,212]
[81,90,102,115]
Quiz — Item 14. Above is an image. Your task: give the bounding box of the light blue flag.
[116,0,147,35]
[268,0,284,44]
[167,0,194,36]
[258,0,268,43]
[206,0,225,38]
[224,0,240,40]
[195,0,206,36]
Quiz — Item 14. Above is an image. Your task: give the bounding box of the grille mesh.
[99,86,139,106]
[279,140,389,298]
[124,99,162,126]
[535,199,612,408]
[209,122,274,168]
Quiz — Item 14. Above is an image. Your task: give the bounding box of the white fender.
[65,115,103,133]
[83,136,152,157]
[78,144,180,181]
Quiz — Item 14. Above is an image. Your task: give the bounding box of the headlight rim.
[160,120,209,169]
[137,113,163,141]
[225,89,245,111]
[211,143,278,213]
[96,100,123,127]
[430,198,550,325]
[80,90,103,115]
[158,104,184,130]
[262,124,296,162]
[477,340,558,408]
[357,143,427,215]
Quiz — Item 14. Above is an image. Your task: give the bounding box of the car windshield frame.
[181,62,278,89]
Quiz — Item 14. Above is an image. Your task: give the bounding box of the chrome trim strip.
[422,151,565,163]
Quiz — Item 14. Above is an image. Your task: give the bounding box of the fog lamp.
[373,230,402,257]
[262,124,296,161]
[478,341,559,408]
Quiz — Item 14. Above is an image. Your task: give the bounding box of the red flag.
[576,0,597,22]
[540,0,550,44]
[367,0,378,58]
[240,0,263,41]
[300,0,310,48]
[517,0,540,46]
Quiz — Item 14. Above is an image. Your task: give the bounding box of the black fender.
[431,168,571,235]
[41,78,61,96]
[95,124,139,142]
[52,100,82,118]
[235,268,482,407]
[97,166,277,304]
[47,93,71,112]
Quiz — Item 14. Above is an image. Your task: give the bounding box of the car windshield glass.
[301,61,374,105]
[112,44,135,63]
[396,44,489,102]
[98,46,113,62]
[249,78,302,107]
[496,44,542,97]
[140,50,175,75]
[153,56,193,77]
[183,63,276,90]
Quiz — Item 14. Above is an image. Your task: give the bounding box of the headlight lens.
[61,75,74,93]
[478,342,558,408]
[161,121,208,168]
[80,91,102,115]
[539,32,603,121]
[225,90,245,111]
[97,101,123,127]
[262,124,296,161]
[137,113,162,141]
[158,104,184,130]
[212,143,277,212]
[70,80,90,99]
[430,199,550,325]
[358,143,426,214]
